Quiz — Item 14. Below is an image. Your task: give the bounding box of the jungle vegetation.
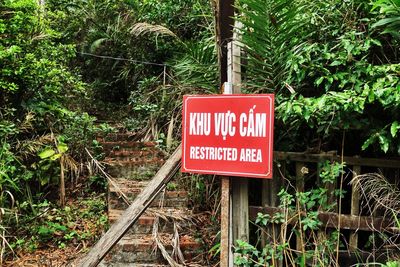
[1,0,400,265]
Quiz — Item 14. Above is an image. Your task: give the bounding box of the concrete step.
[102,233,202,264]
[109,180,187,209]
[108,208,193,234]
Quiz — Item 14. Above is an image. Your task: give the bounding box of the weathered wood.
[295,163,305,251]
[274,151,400,168]
[228,38,249,259]
[349,165,361,250]
[216,0,235,85]
[220,177,230,267]
[216,1,236,264]
[249,206,393,232]
[60,156,66,208]
[261,178,271,248]
[78,146,182,267]
[232,178,249,242]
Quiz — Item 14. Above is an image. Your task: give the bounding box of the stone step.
[106,163,162,180]
[99,263,169,267]
[97,132,138,142]
[103,146,164,160]
[104,157,164,165]
[109,179,183,193]
[108,208,193,234]
[105,149,163,161]
[101,141,158,152]
[102,234,202,264]
[109,180,187,209]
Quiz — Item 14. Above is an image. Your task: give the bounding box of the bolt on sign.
[182,94,274,178]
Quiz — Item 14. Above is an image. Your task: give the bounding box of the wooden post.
[60,156,65,208]
[228,38,249,256]
[295,163,305,252]
[221,38,248,266]
[220,176,231,267]
[261,178,271,248]
[349,165,361,251]
[215,1,244,265]
[215,0,235,85]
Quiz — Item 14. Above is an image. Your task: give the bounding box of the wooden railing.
[253,151,400,262]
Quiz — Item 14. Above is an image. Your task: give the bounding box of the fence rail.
[255,151,400,263]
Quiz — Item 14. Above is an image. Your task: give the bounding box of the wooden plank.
[324,154,338,210]
[232,177,249,242]
[274,151,400,168]
[78,146,182,267]
[220,177,230,267]
[249,206,392,232]
[261,178,271,248]
[349,165,361,250]
[295,163,305,251]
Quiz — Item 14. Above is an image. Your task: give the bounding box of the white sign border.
[182,95,274,178]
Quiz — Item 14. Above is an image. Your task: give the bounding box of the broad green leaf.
[372,17,400,28]
[330,61,341,66]
[315,77,324,86]
[391,121,399,137]
[38,148,55,159]
[50,154,62,161]
[57,143,68,153]
[293,105,302,114]
[362,135,376,150]
[379,135,389,153]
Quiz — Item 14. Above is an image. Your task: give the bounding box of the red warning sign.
[182,94,274,178]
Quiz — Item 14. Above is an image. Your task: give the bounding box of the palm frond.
[172,38,218,93]
[236,0,309,93]
[130,22,178,39]
[90,37,109,53]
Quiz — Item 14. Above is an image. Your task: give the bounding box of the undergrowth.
[4,193,108,266]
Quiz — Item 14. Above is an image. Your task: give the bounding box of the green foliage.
[171,39,219,93]
[238,0,400,155]
[45,0,215,143]
[372,0,400,39]
[235,161,345,266]
[11,194,108,251]
[236,0,308,92]
[47,0,213,102]
[0,1,109,262]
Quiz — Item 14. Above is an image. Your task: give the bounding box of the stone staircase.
[97,132,205,266]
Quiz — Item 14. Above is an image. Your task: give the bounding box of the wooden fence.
[249,151,400,265]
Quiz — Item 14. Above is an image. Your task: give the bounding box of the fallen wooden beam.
[78,146,182,267]
[249,206,393,232]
